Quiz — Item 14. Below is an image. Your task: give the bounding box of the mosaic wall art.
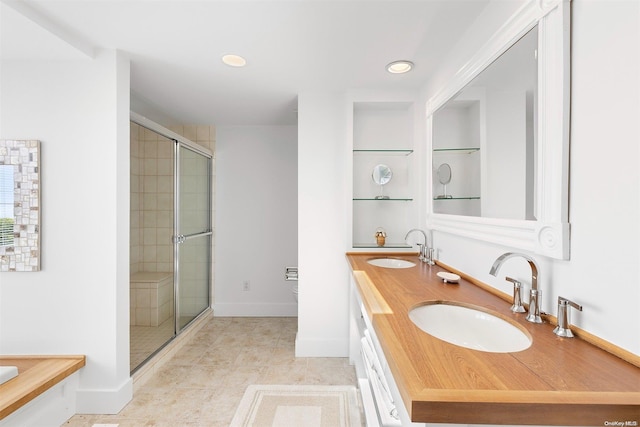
[0,140,41,272]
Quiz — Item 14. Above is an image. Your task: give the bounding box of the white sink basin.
[367,258,416,269]
[409,302,532,353]
[0,366,18,385]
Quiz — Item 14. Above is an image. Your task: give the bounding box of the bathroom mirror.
[432,25,536,218]
[372,164,392,199]
[0,140,41,271]
[426,0,570,260]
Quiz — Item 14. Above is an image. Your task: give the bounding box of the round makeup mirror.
[437,163,452,199]
[372,164,393,185]
[372,164,392,199]
[437,163,452,185]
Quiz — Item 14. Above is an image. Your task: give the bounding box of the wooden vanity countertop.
[0,355,86,420]
[347,253,640,426]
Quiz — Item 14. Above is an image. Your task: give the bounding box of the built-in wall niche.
[351,101,415,249]
[0,140,41,272]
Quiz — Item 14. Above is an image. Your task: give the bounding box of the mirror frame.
[426,0,570,260]
[0,140,41,271]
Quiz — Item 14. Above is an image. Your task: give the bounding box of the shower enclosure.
[175,144,212,329]
[129,117,212,373]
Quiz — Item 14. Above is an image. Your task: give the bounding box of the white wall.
[422,1,525,100]
[296,92,350,357]
[0,50,133,413]
[424,0,640,355]
[214,125,298,316]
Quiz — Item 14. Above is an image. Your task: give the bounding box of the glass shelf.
[354,197,413,201]
[354,149,413,156]
[433,196,480,200]
[433,147,479,154]
[353,243,412,249]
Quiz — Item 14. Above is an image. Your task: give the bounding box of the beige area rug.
[230,385,362,427]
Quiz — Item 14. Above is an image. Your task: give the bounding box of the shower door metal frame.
[130,111,213,337]
[172,141,213,333]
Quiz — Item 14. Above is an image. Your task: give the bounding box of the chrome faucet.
[553,296,582,338]
[489,252,543,323]
[404,228,434,265]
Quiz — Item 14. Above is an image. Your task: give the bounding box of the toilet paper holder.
[285,267,298,281]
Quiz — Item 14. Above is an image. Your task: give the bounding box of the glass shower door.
[129,122,177,373]
[175,145,211,331]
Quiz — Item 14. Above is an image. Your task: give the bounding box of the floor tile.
[64,317,359,426]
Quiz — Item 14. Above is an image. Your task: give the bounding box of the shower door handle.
[173,231,212,244]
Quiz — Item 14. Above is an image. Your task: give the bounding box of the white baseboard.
[213,302,298,317]
[295,332,349,357]
[75,376,133,414]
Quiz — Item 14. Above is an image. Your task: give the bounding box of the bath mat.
[230,384,362,427]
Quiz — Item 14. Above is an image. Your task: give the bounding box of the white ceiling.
[1,0,491,126]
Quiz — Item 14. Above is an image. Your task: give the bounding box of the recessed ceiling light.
[222,54,246,67]
[386,60,414,74]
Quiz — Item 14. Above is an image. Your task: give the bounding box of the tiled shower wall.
[130,123,174,274]
[130,123,142,274]
[130,122,215,276]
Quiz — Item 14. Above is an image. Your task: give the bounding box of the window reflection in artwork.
[0,165,14,246]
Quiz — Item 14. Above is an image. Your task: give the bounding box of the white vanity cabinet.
[349,276,453,427]
[349,275,405,427]
[350,101,418,250]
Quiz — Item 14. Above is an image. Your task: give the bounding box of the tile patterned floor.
[130,317,175,372]
[65,317,358,426]
[130,316,196,372]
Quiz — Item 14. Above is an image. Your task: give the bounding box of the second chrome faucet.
[489,252,543,323]
[405,228,434,265]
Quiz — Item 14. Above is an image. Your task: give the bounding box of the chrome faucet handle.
[553,296,583,338]
[416,243,426,261]
[505,277,526,313]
